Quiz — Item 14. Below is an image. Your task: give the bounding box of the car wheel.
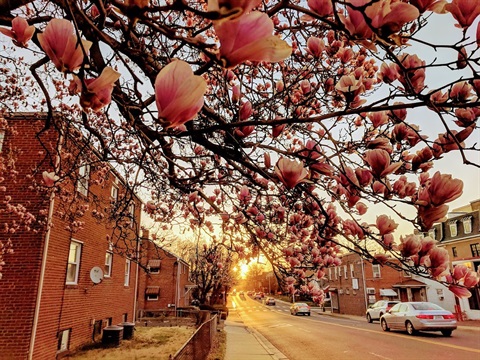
[366,314,372,323]
[379,312,383,319]
[308,313,311,316]
[381,319,390,332]
[441,330,453,337]
[406,321,417,335]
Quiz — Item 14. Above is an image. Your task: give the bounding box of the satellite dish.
[90,266,104,284]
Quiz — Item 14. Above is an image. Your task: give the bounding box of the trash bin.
[102,325,123,347]
[119,322,135,340]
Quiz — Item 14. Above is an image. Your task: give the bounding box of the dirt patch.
[67,326,196,360]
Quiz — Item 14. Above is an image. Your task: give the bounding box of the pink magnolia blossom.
[272,124,286,138]
[378,63,400,84]
[376,214,398,235]
[418,204,448,230]
[449,285,472,298]
[428,171,463,206]
[215,11,292,68]
[42,171,59,187]
[238,185,251,203]
[464,271,480,287]
[365,0,420,36]
[399,234,422,258]
[37,18,92,73]
[445,0,480,28]
[0,17,35,47]
[365,149,403,178]
[306,37,325,57]
[274,157,309,189]
[409,0,448,13]
[264,152,271,168]
[452,264,469,281]
[72,67,120,112]
[397,54,426,93]
[308,0,334,17]
[155,60,207,129]
[145,201,157,214]
[239,101,253,120]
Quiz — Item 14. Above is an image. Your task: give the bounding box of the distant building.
[433,200,480,320]
[0,114,142,359]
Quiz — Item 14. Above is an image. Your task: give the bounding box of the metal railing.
[172,314,218,360]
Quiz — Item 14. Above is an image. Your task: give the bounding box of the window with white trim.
[334,267,338,280]
[372,264,381,278]
[449,221,458,237]
[76,163,90,196]
[350,263,355,278]
[328,268,332,280]
[343,265,348,279]
[66,241,82,284]
[124,259,131,286]
[129,203,135,228]
[0,130,5,152]
[57,329,70,352]
[104,252,113,277]
[463,217,472,234]
[111,184,118,203]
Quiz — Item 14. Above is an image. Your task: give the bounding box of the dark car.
[366,300,400,323]
[380,302,457,336]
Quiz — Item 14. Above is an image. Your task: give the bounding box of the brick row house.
[136,232,196,315]
[323,252,455,317]
[0,113,144,359]
[431,200,480,320]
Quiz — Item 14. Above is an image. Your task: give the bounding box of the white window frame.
[350,263,355,278]
[124,259,131,286]
[66,240,82,285]
[343,265,348,279]
[129,203,135,228]
[0,130,5,152]
[146,294,159,301]
[372,264,381,278]
[104,251,113,278]
[111,184,119,203]
[449,221,458,237]
[334,267,338,280]
[76,163,90,196]
[328,268,332,280]
[463,217,472,234]
[57,329,70,352]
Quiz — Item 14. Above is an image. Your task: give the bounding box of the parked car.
[380,302,457,336]
[290,302,311,316]
[265,297,276,306]
[254,292,263,300]
[366,300,400,323]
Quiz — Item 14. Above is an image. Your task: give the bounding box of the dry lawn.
[68,326,195,360]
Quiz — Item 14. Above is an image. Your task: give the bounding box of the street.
[230,294,480,360]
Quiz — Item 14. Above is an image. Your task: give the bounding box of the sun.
[239,263,249,279]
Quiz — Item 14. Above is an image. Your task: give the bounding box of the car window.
[412,303,443,311]
[398,304,409,313]
[389,303,402,312]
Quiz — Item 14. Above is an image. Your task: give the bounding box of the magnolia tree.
[0,0,479,299]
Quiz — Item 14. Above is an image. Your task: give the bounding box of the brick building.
[136,235,195,315]
[0,114,142,359]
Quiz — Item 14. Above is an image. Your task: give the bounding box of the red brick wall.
[0,116,141,359]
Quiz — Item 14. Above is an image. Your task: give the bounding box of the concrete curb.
[249,326,290,360]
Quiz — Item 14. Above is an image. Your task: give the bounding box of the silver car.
[290,302,311,316]
[366,300,400,323]
[380,302,457,336]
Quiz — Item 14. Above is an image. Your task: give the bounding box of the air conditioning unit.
[367,288,376,295]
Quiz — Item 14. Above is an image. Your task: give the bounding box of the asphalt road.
[230,294,480,360]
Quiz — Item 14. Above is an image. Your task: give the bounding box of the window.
[452,247,458,257]
[449,221,458,237]
[343,265,348,279]
[146,286,160,301]
[471,243,480,257]
[350,263,355,278]
[124,259,131,286]
[334,267,338,280]
[463,217,472,234]
[111,184,118,203]
[372,264,381,278]
[66,241,82,284]
[129,203,135,228]
[328,268,332,280]
[0,130,5,152]
[104,252,113,277]
[148,259,161,274]
[57,329,70,352]
[428,228,436,239]
[76,163,90,196]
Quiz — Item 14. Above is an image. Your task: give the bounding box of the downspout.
[133,236,141,321]
[361,257,368,311]
[29,132,62,360]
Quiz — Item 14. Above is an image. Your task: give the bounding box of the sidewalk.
[224,309,289,360]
